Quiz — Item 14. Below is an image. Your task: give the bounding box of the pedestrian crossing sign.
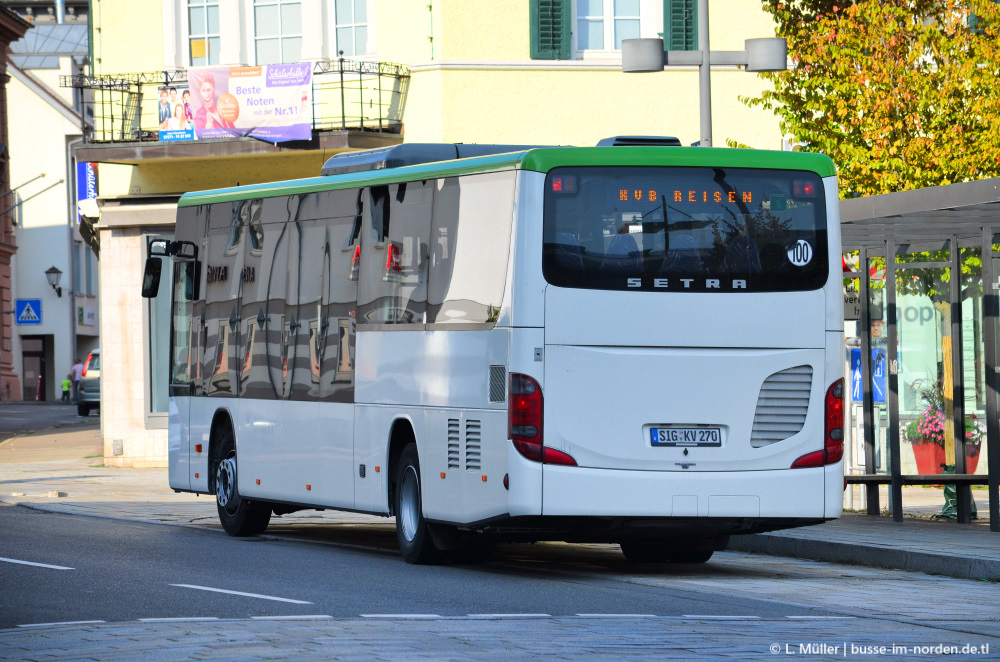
[14,299,42,325]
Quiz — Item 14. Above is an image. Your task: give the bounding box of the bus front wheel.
[394,443,442,564]
[214,428,271,537]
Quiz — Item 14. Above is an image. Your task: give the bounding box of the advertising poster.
[186,64,313,142]
[157,85,196,142]
[75,161,98,220]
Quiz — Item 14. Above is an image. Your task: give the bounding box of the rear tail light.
[791,379,844,468]
[82,353,94,377]
[508,373,577,466]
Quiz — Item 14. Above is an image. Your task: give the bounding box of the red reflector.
[791,450,825,469]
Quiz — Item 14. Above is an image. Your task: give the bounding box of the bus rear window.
[542,166,829,292]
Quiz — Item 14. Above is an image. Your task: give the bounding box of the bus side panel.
[168,396,191,491]
[237,400,355,509]
[353,403,389,514]
[419,408,508,524]
[541,465,826,518]
[187,397,219,494]
[354,327,510,522]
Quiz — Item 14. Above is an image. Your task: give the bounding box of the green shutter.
[530,0,571,60]
[663,0,697,51]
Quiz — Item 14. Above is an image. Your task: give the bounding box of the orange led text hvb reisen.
[618,189,753,204]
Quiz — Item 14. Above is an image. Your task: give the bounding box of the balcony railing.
[60,59,409,144]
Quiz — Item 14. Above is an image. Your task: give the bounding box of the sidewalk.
[2,422,998,581]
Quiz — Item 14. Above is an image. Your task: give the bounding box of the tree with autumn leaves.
[739,0,1000,198]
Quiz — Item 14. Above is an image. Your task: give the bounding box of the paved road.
[1,502,997,660]
[0,402,93,440]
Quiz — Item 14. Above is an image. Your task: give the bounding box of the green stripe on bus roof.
[518,146,836,177]
[179,146,835,207]
[178,152,529,207]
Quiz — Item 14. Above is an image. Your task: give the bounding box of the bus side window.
[358,181,432,325]
[427,172,515,326]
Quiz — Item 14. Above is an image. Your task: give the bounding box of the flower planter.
[911,440,945,475]
[909,439,982,475]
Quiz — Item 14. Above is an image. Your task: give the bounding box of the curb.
[729,533,1000,582]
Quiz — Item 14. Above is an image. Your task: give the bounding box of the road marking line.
[786,616,856,620]
[576,614,658,618]
[169,584,312,605]
[17,620,104,628]
[253,615,333,621]
[360,614,442,619]
[467,613,551,619]
[0,556,74,570]
[138,617,220,622]
[682,615,761,620]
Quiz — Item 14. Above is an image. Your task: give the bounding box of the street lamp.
[45,266,63,298]
[621,0,787,147]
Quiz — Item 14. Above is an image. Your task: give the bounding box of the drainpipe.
[54,0,65,24]
[66,137,82,364]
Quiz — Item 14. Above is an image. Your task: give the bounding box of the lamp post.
[621,0,787,147]
[45,266,63,298]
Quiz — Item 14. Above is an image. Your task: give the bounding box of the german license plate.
[650,426,723,447]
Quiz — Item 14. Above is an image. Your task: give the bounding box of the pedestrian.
[61,374,72,403]
[71,358,84,403]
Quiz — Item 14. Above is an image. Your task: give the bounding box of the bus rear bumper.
[541,464,837,519]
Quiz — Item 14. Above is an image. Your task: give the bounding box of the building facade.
[0,4,31,402]
[7,16,97,403]
[67,0,786,466]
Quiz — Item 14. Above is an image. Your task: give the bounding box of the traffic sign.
[851,348,886,403]
[14,299,42,325]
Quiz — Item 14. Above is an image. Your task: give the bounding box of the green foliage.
[738,0,1000,198]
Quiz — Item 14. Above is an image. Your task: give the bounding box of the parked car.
[77,349,100,417]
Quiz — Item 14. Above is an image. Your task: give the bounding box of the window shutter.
[664,0,697,51]
[530,0,571,60]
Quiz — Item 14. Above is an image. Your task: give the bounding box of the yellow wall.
[377,0,776,63]
[403,68,781,150]
[91,0,165,75]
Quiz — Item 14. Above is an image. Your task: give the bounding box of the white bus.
[143,140,844,564]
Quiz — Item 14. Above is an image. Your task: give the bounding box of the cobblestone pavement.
[0,614,996,661]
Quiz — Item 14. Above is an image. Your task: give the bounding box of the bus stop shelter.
[840,177,1000,531]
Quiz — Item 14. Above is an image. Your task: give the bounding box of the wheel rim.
[399,465,420,543]
[216,454,239,513]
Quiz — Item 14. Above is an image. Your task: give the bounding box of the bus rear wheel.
[214,429,271,537]
[394,443,442,564]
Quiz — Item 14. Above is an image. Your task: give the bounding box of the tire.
[214,426,271,537]
[619,542,671,563]
[77,404,90,417]
[394,443,442,564]
[666,549,714,564]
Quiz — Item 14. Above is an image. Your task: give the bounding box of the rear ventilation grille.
[447,419,460,469]
[488,365,506,403]
[751,365,812,447]
[465,420,481,471]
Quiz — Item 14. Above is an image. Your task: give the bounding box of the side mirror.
[141,257,163,298]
